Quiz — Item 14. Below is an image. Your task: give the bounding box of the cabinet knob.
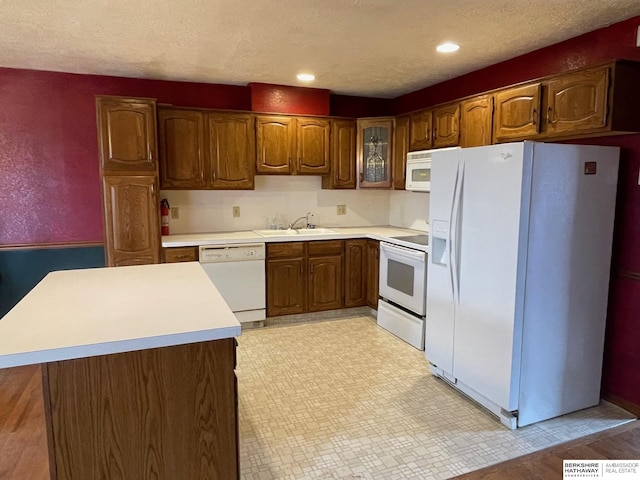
[547,106,553,124]
[532,108,538,126]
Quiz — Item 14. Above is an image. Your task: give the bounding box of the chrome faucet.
[288,212,312,230]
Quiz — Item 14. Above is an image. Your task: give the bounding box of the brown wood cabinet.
[208,112,256,189]
[544,66,609,137]
[159,108,207,189]
[97,96,160,267]
[159,108,255,190]
[493,82,542,142]
[408,110,433,151]
[102,175,160,266]
[256,116,294,174]
[393,115,409,190]
[322,119,357,189]
[296,117,331,174]
[97,97,158,173]
[266,242,306,316]
[366,239,380,309]
[266,240,347,316]
[308,241,343,312]
[460,95,494,147]
[43,339,238,480]
[344,239,368,307]
[357,117,394,188]
[432,102,460,147]
[256,115,330,175]
[162,246,198,263]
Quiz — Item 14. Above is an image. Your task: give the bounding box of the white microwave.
[405,150,432,191]
[405,147,460,191]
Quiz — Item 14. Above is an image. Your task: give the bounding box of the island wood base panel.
[41,339,238,480]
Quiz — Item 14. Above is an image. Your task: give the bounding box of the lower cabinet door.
[308,254,343,312]
[266,257,306,316]
[344,240,367,307]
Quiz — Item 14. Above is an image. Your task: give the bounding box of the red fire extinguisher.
[160,199,170,236]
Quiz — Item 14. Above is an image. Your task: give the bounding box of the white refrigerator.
[426,141,619,428]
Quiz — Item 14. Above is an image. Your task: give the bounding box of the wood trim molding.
[0,241,104,251]
[616,268,640,281]
[603,393,640,418]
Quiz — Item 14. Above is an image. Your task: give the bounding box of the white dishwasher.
[199,243,266,323]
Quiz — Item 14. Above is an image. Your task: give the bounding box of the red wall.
[393,16,640,406]
[249,82,331,115]
[0,70,383,246]
[0,69,251,246]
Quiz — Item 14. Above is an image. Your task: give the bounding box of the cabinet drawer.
[267,242,305,258]
[163,247,198,263]
[308,240,343,256]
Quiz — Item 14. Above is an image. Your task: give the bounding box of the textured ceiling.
[1,0,640,98]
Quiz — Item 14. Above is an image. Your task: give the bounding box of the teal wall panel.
[0,246,105,318]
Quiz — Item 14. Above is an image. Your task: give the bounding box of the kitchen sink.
[253,228,337,237]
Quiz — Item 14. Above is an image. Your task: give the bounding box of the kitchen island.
[0,262,241,480]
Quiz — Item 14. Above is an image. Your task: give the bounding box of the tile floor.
[236,315,634,480]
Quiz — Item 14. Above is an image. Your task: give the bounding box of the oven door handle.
[380,242,426,262]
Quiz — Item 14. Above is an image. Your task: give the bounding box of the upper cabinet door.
[97,97,157,173]
[460,95,494,147]
[493,83,542,142]
[323,119,357,189]
[158,108,207,189]
[545,66,609,136]
[208,113,256,189]
[432,102,460,148]
[256,116,294,174]
[296,118,331,174]
[393,115,409,190]
[409,110,433,151]
[357,118,394,189]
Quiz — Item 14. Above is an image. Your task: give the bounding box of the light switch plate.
[170,207,180,219]
[337,205,347,215]
[232,206,241,217]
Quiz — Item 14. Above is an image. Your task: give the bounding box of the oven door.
[379,242,426,315]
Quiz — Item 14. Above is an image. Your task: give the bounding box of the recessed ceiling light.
[296,73,315,82]
[436,42,460,53]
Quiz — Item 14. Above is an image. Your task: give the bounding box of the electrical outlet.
[170,206,180,220]
[337,204,347,215]
[233,206,241,217]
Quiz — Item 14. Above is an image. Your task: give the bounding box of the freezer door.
[453,142,530,412]
[425,148,462,373]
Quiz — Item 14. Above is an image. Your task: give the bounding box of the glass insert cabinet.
[357,117,394,188]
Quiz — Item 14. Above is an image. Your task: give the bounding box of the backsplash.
[161,177,429,234]
[389,190,430,232]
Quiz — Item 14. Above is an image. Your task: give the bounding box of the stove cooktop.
[391,234,429,246]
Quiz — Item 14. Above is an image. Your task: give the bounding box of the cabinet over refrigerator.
[426,141,619,428]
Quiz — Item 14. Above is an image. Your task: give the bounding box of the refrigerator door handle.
[448,166,459,302]
[451,161,465,305]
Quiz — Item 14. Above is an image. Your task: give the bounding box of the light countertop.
[0,262,241,369]
[163,225,430,252]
